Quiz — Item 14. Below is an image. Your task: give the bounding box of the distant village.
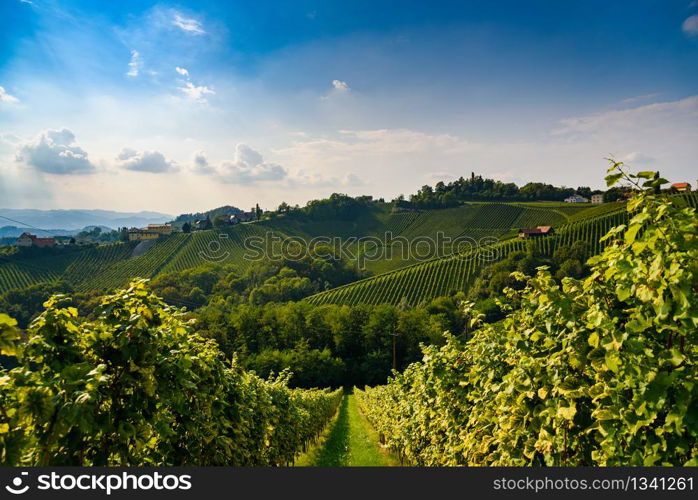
[12,210,259,247]
[127,210,257,242]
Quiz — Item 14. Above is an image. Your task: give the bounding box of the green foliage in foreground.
[0,281,341,466]
[356,164,698,466]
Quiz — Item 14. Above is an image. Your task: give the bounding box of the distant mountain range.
[0,209,173,233]
[0,225,113,238]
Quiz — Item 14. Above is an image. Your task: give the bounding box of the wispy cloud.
[172,12,205,35]
[620,151,655,164]
[683,15,698,37]
[553,95,698,137]
[0,86,19,104]
[177,81,215,102]
[286,171,363,188]
[332,128,475,154]
[619,93,659,105]
[175,66,189,76]
[126,50,142,77]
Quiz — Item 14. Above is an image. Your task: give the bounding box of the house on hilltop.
[128,223,172,241]
[128,228,160,242]
[229,211,256,224]
[16,232,56,247]
[194,218,212,231]
[518,226,554,239]
[591,194,604,204]
[146,223,173,235]
[564,194,589,203]
[671,182,691,192]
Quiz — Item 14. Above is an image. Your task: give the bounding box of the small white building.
[564,194,589,203]
[591,194,604,204]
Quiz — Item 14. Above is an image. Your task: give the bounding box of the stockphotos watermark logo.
[2,471,192,496]
[196,230,502,270]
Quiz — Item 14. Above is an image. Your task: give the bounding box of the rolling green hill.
[304,206,631,307]
[0,197,656,296]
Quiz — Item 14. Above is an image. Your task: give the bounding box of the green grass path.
[300,394,396,467]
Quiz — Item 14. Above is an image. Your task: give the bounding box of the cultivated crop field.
[306,207,633,306]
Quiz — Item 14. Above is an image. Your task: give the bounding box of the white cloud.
[0,86,19,104]
[172,12,205,35]
[0,133,20,147]
[683,15,698,37]
[126,50,142,77]
[193,144,287,184]
[175,66,189,76]
[16,129,96,175]
[619,93,659,105]
[272,94,697,197]
[620,152,655,164]
[286,171,364,188]
[192,150,214,174]
[279,128,476,160]
[491,95,698,188]
[178,81,215,102]
[274,129,476,195]
[552,95,698,138]
[115,148,177,173]
[332,80,350,91]
[552,95,698,148]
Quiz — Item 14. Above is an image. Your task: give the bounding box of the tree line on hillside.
[167,172,634,227]
[264,174,614,220]
[403,173,605,209]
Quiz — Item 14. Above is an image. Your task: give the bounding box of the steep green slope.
[0,243,136,294]
[0,259,59,294]
[305,207,630,307]
[77,234,192,291]
[158,224,277,274]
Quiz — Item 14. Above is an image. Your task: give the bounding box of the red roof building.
[671,182,691,192]
[518,226,555,239]
[16,232,56,247]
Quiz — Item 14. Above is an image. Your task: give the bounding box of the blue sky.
[1,0,697,213]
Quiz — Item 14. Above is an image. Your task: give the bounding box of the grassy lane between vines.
[295,394,398,467]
